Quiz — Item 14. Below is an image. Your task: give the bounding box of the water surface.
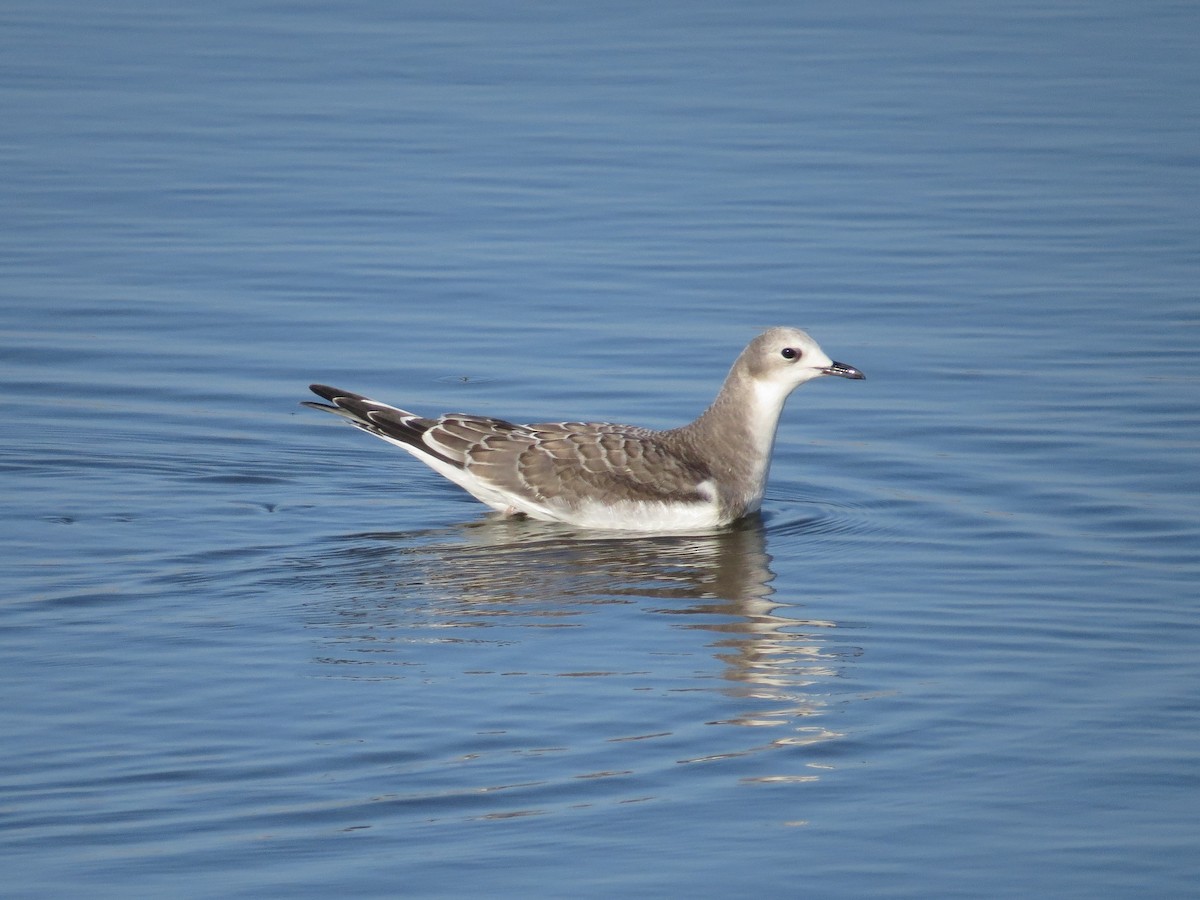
[2,1,1198,897]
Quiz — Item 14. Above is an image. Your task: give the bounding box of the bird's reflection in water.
[305,512,854,745]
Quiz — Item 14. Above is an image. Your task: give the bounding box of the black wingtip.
[308,384,341,402]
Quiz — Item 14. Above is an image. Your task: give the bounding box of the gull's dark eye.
[781,347,800,360]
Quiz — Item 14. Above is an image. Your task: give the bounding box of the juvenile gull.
[304,326,863,531]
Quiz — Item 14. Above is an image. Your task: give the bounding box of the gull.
[304,326,863,531]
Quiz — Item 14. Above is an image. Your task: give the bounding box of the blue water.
[3,1,1198,897]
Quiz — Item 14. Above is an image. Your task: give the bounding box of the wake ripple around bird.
[762,488,889,545]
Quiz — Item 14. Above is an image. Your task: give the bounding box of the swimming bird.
[304,326,863,531]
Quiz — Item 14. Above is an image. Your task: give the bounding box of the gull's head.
[742,326,865,391]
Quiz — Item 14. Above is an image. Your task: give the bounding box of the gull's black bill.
[823,360,865,380]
